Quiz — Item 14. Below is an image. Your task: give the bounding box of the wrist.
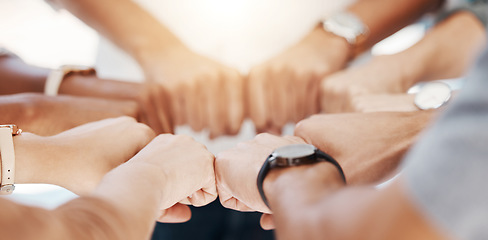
[315,25,354,62]
[263,162,345,207]
[389,49,430,91]
[13,133,55,185]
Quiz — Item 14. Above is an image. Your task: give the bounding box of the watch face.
[273,144,316,159]
[414,82,451,110]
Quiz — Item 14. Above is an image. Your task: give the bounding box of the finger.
[304,74,321,117]
[225,71,244,135]
[220,196,256,212]
[185,80,200,131]
[270,67,288,130]
[260,214,275,230]
[145,85,168,134]
[247,67,268,132]
[157,203,192,223]
[295,71,308,120]
[208,74,226,138]
[188,188,217,207]
[320,77,341,113]
[175,83,188,126]
[194,76,207,132]
[154,86,175,133]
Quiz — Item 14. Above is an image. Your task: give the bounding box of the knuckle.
[136,123,156,139]
[254,133,272,141]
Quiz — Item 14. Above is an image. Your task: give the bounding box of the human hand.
[247,26,351,133]
[15,117,155,195]
[294,111,433,183]
[215,133,307,214]
[128,134,217,211]
[1,93,139,136]
[60,76,174,134]
[141,46,244,138]
[320,54,419,113]
[349,93,417,113]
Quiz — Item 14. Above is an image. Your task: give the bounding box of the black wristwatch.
[257,144,346,208]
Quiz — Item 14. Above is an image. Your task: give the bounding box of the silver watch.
[322,12,368,45]
[414,82,452,110]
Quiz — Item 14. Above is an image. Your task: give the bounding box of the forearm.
[349,0,443,53]
[91,162,164,239]
[0,95,43,133]
[404,11,486,86]
[264,172,445,240]
[59,74,143,101]
[55,0,184,64]
[0,57,49,94]
[345,111,435,184]
[0,54,144,102]
[295,111,436,184]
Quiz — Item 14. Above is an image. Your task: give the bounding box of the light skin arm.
[264,169,448,240]
[247,0,443,133]
[54,0,244,137]
[12,117,156,194]
[294,111,434,184]
[349,0,444,54]
[0,129,216,239]
[215,111,435,218]
[321,11,486,113]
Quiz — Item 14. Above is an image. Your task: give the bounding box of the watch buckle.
[0,184,15,195]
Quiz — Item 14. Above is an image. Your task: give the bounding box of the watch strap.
[0,125,21,195]
[315,149,346,183]
[322,12,368,46]
[257,156,272,208]
[257,147,346,209]
[44,65,96,96]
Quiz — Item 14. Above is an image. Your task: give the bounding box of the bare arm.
[294,111,435,184]
[320,11,486,113]
[264,170,447,240]
[1,122,216,239]
[53,0,245,136]
[0,55,173,133]
[349,0,444,53]
[51,0,183,63]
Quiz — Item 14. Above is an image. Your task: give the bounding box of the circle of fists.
[132,130,306,228]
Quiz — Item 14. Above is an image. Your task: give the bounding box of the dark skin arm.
[349,0,444,54]
[0,55,173,133]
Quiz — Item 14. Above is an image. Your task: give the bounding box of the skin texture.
[14,117,156,195]
[53,0,244,137]
[53,0,442,135]
[1,118,217,239]
[0,54,173,134]
[246,0,444,133]
[348,93,418,113]
[0,93,139,136]
[215,133,307,214]
[247,27,350,133]
[264,169,448,240]
[321,11,487,113]
[215,110,434,229]
[294,111,434,183]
